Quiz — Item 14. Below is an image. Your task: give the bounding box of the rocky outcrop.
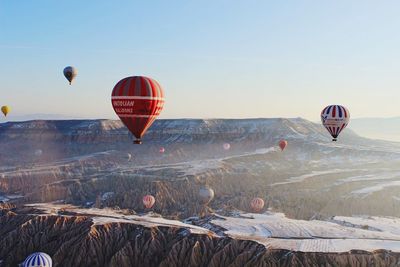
[1,207,400,267]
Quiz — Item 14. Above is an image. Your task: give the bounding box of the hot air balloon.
[23,252,52,267]
[279,140,288,151]
[126,153,132,161]
[34,149,43,157]
[223,143,231,150]
[1,106,10,117]
[321,105,350,141]
[63,66,77,85]
[199,186,215,204]
[143,194,155,209]
[250,197,264,213]
[111,76,165,144]
[159,147,165,154]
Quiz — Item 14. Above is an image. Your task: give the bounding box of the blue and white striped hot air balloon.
[23,252,52,267]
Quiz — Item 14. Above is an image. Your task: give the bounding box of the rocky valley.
[1,118,400,266]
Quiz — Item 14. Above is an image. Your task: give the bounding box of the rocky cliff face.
[1,205,400,267]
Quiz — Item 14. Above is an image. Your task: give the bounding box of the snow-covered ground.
[0,194,23,203]
[26,203,400,253]
[210,213,400,252]
[332,216,400,235]
[26,203,211,235]
[351,180,400,195]
[270,169,361,186]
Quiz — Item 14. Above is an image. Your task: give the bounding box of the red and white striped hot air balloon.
[250,197,264,213]
[143,194,155,209]
[159,147,165,154]
[278,140,288,151]
[321,105,350,141]
[111,76,165,144]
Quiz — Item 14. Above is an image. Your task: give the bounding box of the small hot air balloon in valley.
[250,197,264,213]
[23,252,52,267]
[126,153,132,161]
[199,186,215,204]
[143,194,155,209]
[159,147,165,154]
[1,106,10,117]
[321,105,350,141]
[63,66,77,85]
[111,76,165,144]
[279,140,288,151]
[223,143,231,150]
[34,149,43,157]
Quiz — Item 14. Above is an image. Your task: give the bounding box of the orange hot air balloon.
[250,197,264,213]
[143,194,155,209]
[279,140,288,151]
[111,76,165,144]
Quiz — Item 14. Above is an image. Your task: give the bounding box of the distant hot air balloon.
[199,186,215,204]
[143,194,155,209]
[63,66,77,85]
[250,197,264,213]
[126,153,132,161]
[279,140,288,151]
[159,147,165,154]
[1,106,10,117]
[223,143,231,150]
[321,105,350,141]
[34,149,43,157]
[23,252,52,267]
[111,76,165,144]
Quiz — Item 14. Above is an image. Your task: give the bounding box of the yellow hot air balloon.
[1,106,10,117]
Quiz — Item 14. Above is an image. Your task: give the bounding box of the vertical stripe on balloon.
[327,106,332,115]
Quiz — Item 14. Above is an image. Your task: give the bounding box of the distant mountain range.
[349,117,400,142]
[3,115,400,142]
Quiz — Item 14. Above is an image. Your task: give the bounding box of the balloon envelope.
[279,140,288,151]
[23,252,52,267]
[1,106,10,117]
[143,194,155,209]
[199,186,215,204]
[159,147,165,153]
[34,149,43,157]
[63,66,77,85]
[111,76,165,144]
[250,197,264,213]
[321,105,350,141]
[223,143,231,150]
[126,153,132,161]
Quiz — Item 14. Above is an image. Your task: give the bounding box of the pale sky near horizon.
[1,1,400,121]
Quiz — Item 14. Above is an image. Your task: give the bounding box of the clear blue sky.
[1,1,400,121]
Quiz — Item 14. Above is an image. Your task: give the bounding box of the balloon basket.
[134,139,142,145]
